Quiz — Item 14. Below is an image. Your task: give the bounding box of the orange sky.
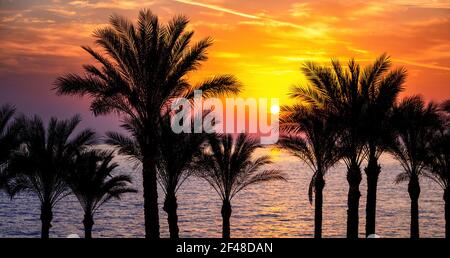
[0,0,449,131]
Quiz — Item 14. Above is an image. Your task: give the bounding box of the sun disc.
[270,105,280,114]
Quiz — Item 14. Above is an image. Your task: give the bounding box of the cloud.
[174,0,312,31]
[212,52,242,59]
[288,3,311,18]
[1,13,56,24]
[189,20,235,30]
[68,0,154,10]
[174,0,259,19]
[350,2,395,17]
[45,7,77,16]
[395,59,450,72]
[392,0,450,8]
[347,47,369,54]
[1,13,24,23]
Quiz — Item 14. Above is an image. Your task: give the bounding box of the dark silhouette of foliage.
[196,134,285,238]
[66,150,136,238]
[0,104,23,190]
[359,54,406,237]
[279,104,340,238]
[6,115,95,238]
[106,114,208,239]
[54,9,240,238]
[388,96,440,238]
[292,56,382,237]
[423,100,450,238]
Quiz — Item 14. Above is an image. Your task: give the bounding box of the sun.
[270,104,280,114]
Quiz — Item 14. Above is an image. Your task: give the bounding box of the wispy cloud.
[174,0,259,19]
[288,3,311,18]
[392,0,450,8]
[212,52,242,59]
[45,7,77,16]
[395,59,450,72]
[69,0,154,10]
[174,0,311,31]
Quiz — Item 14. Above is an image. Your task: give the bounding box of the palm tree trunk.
[444,188,449,239]
[163,192,179,239]
[346,162,362,238]
[142,147,160,239]
[40,201,53,239]
[221,199,232,239]
[83,212,94,239]
[408,175,420,238]
[314,171,325,238]
[364,151,381,237]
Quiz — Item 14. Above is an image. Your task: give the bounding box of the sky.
[0,0,449,134]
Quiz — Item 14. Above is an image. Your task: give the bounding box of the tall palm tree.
[388,96,440,238]
[196,134,285,238]
[279,105,340,238]
[423,100,449,238]
[360,54,407,237]
[6,115,95,238]
[66,150,136,238]
[293,58,369,238]
[54,9,240,238]
[106,115,207,239]
[0,104,23,189]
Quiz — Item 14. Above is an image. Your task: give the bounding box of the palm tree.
[278,105,340,238]
[6,115,95,238]
[54,9,240,238]
[388,96,440,238]
[0,104,23,189]
[423,99,449,238]
[359,54,407,237]
[106,115,207,239]
[293,58,369,238]
[156,117,208,239]
[66,149,136,238]
[196,134,285,238]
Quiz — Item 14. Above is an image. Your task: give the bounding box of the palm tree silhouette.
[0,104,23,190]
[294,58,369,238]
[359,54,407,237]
[388,96,440,238]
[156,116,208,239]
[279,105,340,238]
[196,134,285,238]
[54,9,240,238]
[66,150,136,238]
[6,115,95,238]
[106,115,207,239]
[423,100,449,238]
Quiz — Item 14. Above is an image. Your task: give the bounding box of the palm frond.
[105,131,142,161]
[188,75,241,99]
[6,115,91,210]
[196,133,285,202]
[394,172,410,184]
[232,169,286,198]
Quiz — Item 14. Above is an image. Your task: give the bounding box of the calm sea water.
[0,148,445,238]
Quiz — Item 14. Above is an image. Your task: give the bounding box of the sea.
[0,148,445,238]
